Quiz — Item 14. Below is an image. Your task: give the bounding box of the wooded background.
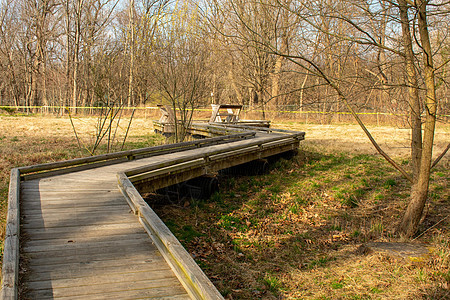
[0,0,449,120]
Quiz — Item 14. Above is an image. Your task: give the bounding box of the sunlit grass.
[149,144,449,299]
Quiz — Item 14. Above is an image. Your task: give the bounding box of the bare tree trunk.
[399,0,422,181]
[72,0,83,114]
[271,55,283,107]
[399,0,438,237]
[228,67,243,104]
[63,0,71,116]
[127,0,135,107]
[6,52,20,107]
[299,74,308,111]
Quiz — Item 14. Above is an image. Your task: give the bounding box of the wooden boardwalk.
[21,172,190,299]
[2,127,304,299]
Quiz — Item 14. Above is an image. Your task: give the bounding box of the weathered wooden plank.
[133,166,207,194]
[23,230,143,244]
[21,189,120,197]
[22,222,142,240]
[125,156,206,177]
[1,168,20,300]
[261,137,296,149]
[20,194,122,202]
[26,269,179,290]
[21,199,127,210]
[26,246,158,266]
[22,205,132,216]
[21,193,124,203]
[23,231,149,248]
[28,255,167,274]
[128,158,206,183]
[21,200,124,209]
[28,260,171,282]
[21,187,117,192]
[22,157,130,181]
[21,215,137,229]
[208,145,259,161]
[23,176,116,183]
[19,153,129,174]
[29,283,190,300]
[24,235,154,254]
[22,204,130,217]
[1,236,19,300]
[22,205,130,219]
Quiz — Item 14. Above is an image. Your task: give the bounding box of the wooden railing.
[125,133,304,187]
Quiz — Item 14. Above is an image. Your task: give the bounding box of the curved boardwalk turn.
[2,127,304,299]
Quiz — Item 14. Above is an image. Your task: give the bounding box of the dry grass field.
[0,114,448,299]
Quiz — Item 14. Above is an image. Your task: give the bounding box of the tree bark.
[399,0,422,182]
[299,74,308,111]
[399,0,438,237]
[63,0,71,115]
[271,54,283,106]
[228,60,243,104]
[72,0,83,114]
[127,0,135,107]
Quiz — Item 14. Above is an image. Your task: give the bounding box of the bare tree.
[127,0,134,107]
[203,0,449,237]
[151,1,210,142]
[0,0,22,106]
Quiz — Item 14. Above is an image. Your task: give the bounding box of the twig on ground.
[412,216,449,241]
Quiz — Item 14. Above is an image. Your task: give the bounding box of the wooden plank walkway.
[20,172,191,299]
[2,128,304,299]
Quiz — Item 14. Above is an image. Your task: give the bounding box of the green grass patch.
[263,274,284,294]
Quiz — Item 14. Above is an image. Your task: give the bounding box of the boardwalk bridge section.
[2,122,304,299]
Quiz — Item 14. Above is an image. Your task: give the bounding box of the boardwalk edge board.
[1,169,20,300]
[2,123,305,300]
[118,173,224,300]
